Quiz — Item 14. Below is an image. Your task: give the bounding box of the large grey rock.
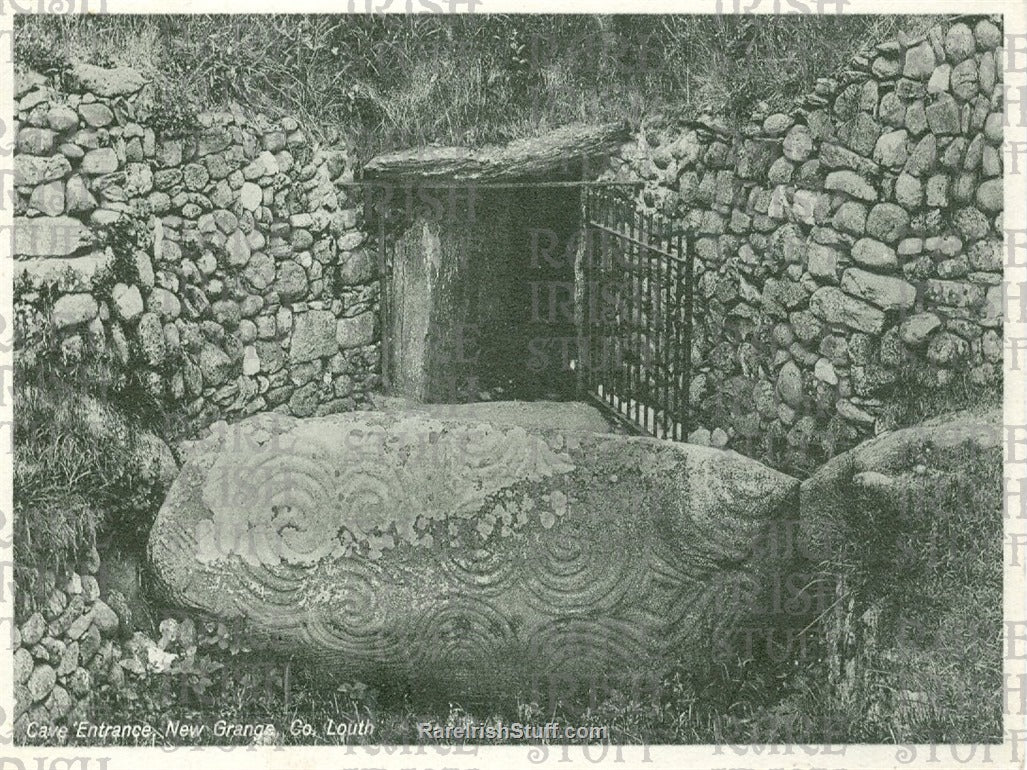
[68,61,147,97]
[372,398,620,435]
[14,216,91,257]
[809,286,886,334]
[14,252,111,292]
[16,154,71,187]
[149,412,800,706]
[840,268,916,310]
[800,409,999,558]
[290,310,337,363]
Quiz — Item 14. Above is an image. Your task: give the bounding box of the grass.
[12,299,177,618]
[15,14,942,162]
[12,10,1000,746]
[809,438,1004,742]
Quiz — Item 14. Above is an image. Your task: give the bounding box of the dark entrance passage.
[480,187,580,401]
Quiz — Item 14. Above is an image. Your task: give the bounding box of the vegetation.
[12,271,177,617]
[15,14,939,161]
[12,11,998,747]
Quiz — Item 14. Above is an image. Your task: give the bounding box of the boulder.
[14,216,91,257]
[68,61,147,97]
[371,397,619,435]
[809,286,886,335]
[800,409,999,558]
[149,411,800,707]
[290,309,338,362]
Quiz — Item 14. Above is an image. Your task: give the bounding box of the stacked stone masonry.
[13,61,378,428]
[12,547,133,734]
[601,16,1004,468]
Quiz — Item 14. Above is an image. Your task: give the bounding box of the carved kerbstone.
[149,411,799,707]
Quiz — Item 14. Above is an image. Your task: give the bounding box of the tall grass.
[15,14,941,161]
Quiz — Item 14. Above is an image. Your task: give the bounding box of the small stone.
[776,361,804,409]
[903,41,936,79]
[81,148,119,174]
[763,113,794,135]
[925,94,961,135]
[336,313,375,349]
[20,614,46,646]
[240,182,263,211]
[894,173,923,209]
[824,170,876,201]
[46,104,79,131]
[27,664,56,702]
[866,203,909,243]
[974,20,1002,50]
[29,180,65,216]
[976,178,1002,213]
[783,125,813,161]
[984,112,1002,145]
[226,229,252,267]
[833,201,868,236]
[90,601,120,636]
[137,312,167,366]
[148,287,181,320]
[78,102,114,128]
[944,23,976,63]
[873,129,908,168]
[837,399,876,425]
[925,174,949,207]
[950,58,979,101]
[851,238,898,270]
[15,648,34,684]
[927,64,951,94]
[52,294,98,329]
[899,312,941,346]
[57,641,80,676]
[183,163,210,191]
[814,357,838,386]
[17,127,56,155]
[112,283,144,321]
[687,428,711,446]
[841,267,916,310]
[81,574,100,602]
[807,242,840,283]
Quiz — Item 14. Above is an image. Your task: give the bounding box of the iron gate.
[578,186,698,440]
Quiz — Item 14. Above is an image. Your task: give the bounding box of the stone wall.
[12,549,130,735]
[601,15,1004,471]
[12,61,378,431]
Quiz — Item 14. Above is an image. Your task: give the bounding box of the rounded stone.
[944,23,976,63]
[974,20,1002,50]
[27,664,56,702]
[776,361,805,409]
[148,411,800,703]
[866,203,909,243]
[976,178,1002,213]
[46,105,79,132]
[240,182,263,211]
[183,163,210,191]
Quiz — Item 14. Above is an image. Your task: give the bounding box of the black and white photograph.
[0,3,1022,764]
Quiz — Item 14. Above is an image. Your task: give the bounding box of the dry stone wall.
[12,548,130,734]
[602,16,1004,471]
[12,61,378,431]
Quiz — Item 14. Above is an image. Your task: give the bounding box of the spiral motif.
[440,543,520,596]
[409,598,518,670]
[524,531,635,615]
[302,558,401,664]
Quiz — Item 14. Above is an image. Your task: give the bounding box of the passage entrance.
[373,180,700,440]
